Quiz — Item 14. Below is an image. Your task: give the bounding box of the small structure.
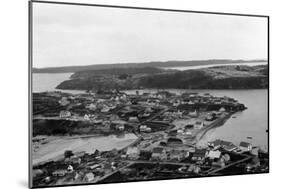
[192,149,207,161]
[151,147,167,161]
[65,156,81,165]
[60,110,71,118]
[84,114,90,120]
[67,165,74,173]
[208,139,237,151]
[219,107,226,112]
[167,137,183,147]
[189,110,198,117]
[126,147,140,160]
[128,116,139,123]
[188,164,201,174]
[139,125,152,132]
[239,141,252,152]
[89,164,102,170]
[52,170,67,177]
[84,172,95,182]
[207,150,221,160]
[86,103,97,111]
[169,150,185,161]
[194,121,204,129]
[59,97,70,106]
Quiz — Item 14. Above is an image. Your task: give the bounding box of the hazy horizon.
[33,58,268,69]
[33,2,268,68]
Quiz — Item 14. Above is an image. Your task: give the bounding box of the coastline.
[194,113,232,145]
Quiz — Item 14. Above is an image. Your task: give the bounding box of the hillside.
[56,65,268,90]
[33,59,267,73]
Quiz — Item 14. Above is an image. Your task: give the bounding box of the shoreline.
[193,113,232,145]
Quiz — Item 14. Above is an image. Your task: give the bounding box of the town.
[32,90,269,187]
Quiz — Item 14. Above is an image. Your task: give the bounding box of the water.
[32,73,83,94]
[124,89,268,151]
[161,61,267,71]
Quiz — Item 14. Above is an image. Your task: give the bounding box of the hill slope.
[56,65,268,90]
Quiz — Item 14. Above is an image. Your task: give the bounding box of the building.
[208,139,237,151]
[194,121,204,129]
[151,147,167,161]
[167,137,183,147]
[59,97,70,106]
[86,103,97,111]
[192,149,207,161]
[59,110,71,118]
[128,116,139,123]
[84,172,95,182]
[207,150,221,160]
[52,170,67,177]
[139,125,151,132]
[169,150,185,161]
[126,147,140,160]
[239,141,252,152]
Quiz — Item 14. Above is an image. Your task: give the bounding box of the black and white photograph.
[30,1,269,188]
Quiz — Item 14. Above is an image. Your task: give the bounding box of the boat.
[247,136,253,139]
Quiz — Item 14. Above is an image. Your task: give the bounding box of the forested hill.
[33,59,267,73]
[56,65,268,90]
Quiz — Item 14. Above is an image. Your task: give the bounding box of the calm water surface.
[32,73,83,94]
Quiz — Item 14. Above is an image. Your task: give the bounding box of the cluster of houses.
[121,137,254,172]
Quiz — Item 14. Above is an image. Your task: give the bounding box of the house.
[191,149,207,161]
[221,154,231,163]
[188,164,201,174]
[128,116,139,123]
[84,114,90,120]
[116,124,125,131]
[139,125,151,132]
[223,143,238,152]
[60,110,71,118]
[189,110,198,117]
[208,139,237,151]
[67,165,74,173]
[59,97,70,106]
[194,121,204,129]
[126,147,140,160]
[52,170,67,177]
[86,103,97,111]
[89,164,102,170]
[167,137,183,147]
[65,156,81,164]
[101,106,110,113]
[219,107,226,112]
[84,172,95,182]
[239,141,252,152]
[151,147,167,161]
[207,150,221,160]
[208,139,222,150]
[169,150,185,161]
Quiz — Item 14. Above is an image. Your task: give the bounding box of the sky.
[33,2,268,68]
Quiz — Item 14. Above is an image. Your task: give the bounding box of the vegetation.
[56,65,268,90]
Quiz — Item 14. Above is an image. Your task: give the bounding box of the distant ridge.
[33,59,267,73]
